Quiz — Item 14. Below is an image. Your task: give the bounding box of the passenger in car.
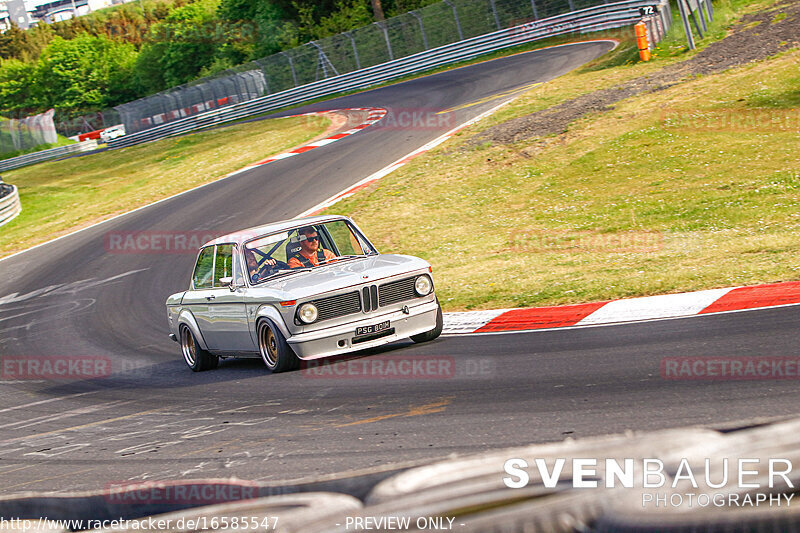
[288,226,337,268]
[245,249,277,283]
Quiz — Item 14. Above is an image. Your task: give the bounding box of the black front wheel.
[180,325,218,371]
[410,300,443,344]
[258,319,300,373]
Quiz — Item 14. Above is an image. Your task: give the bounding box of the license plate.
[355,320,390,337]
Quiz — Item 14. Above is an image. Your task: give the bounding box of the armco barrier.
[109,0,670,149]
[0,140,98,172]
[0,184,21,227]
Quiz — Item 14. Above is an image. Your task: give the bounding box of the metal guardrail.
[0,140,99,172]
[110,0,670,149]
[0,184,21,227]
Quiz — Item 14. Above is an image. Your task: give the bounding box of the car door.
[207,244,254,352]
[181,245,217,346]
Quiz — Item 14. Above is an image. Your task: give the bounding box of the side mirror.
[219,277,235,291]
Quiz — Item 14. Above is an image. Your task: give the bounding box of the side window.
[214,244,234,286]
[193,247,215,289]
[326,221,364,255]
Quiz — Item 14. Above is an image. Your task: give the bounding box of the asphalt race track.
[1,41,799,494]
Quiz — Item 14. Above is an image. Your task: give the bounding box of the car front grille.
[362,285,379,312]
[310,291,362,322]
[378,277,418,307]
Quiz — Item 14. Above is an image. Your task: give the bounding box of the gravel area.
[474,0,800,145]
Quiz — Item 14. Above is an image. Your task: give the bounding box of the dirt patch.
[473,0,800,145]
[304,109,367,143]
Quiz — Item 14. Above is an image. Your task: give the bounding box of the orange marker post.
[635,21,651,61]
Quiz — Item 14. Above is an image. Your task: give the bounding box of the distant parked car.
[100,125,126,143]
[166,215,443,372]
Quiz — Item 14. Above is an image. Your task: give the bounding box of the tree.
[307,0,373,40]
[135,1,219,90]
[0,23,55,62]
[34,34,140,115]
[0,59,38,114]
[371,0,385,21]
[0,25,27,61]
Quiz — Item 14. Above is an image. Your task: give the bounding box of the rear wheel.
[180,325,218,371]
[410,300,443,343]
[258,319,300,373]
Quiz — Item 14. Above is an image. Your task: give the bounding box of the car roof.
[201,215,351,248]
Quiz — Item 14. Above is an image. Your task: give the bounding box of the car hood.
[257,254,430,300]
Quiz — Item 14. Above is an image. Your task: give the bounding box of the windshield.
[243,220,374,284]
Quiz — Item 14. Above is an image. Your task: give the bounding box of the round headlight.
[414,275,433,296]
[298,303,318,324]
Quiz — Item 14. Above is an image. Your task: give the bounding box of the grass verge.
[324,0,800,311]
[0,114,329,258]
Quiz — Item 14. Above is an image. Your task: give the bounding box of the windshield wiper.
[334,255,368,262]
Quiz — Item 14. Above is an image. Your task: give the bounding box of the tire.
[180,325,218,371]
[410,299,443,344]
[258,319,300,373]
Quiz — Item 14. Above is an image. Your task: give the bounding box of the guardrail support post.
[686,0,705,38]
[696,0,708,31]
[255,60,271,95]
[700,0,713,23]
[489,0,501,30]
[375,21,394,61]
[444,0,464,40]
[409,11,429,50]
[344,32,362,69]
[677,0,696,49]
[658,1,671,38]
[311,42,340,80]
[280,52,299,87]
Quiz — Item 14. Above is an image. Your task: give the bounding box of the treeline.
[0,0,436,118]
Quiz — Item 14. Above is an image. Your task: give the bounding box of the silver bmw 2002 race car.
[166,215,443,372]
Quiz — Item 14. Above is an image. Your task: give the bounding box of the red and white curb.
[226,108,387,177]
[442,280,800,335]
[296,98,518,217]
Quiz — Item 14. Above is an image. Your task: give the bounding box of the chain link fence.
[54,109,122,139]
[0,109,58,157]
[109,0,607,135]
[115,70,266,134]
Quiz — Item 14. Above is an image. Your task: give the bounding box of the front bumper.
[287,299,439,360]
